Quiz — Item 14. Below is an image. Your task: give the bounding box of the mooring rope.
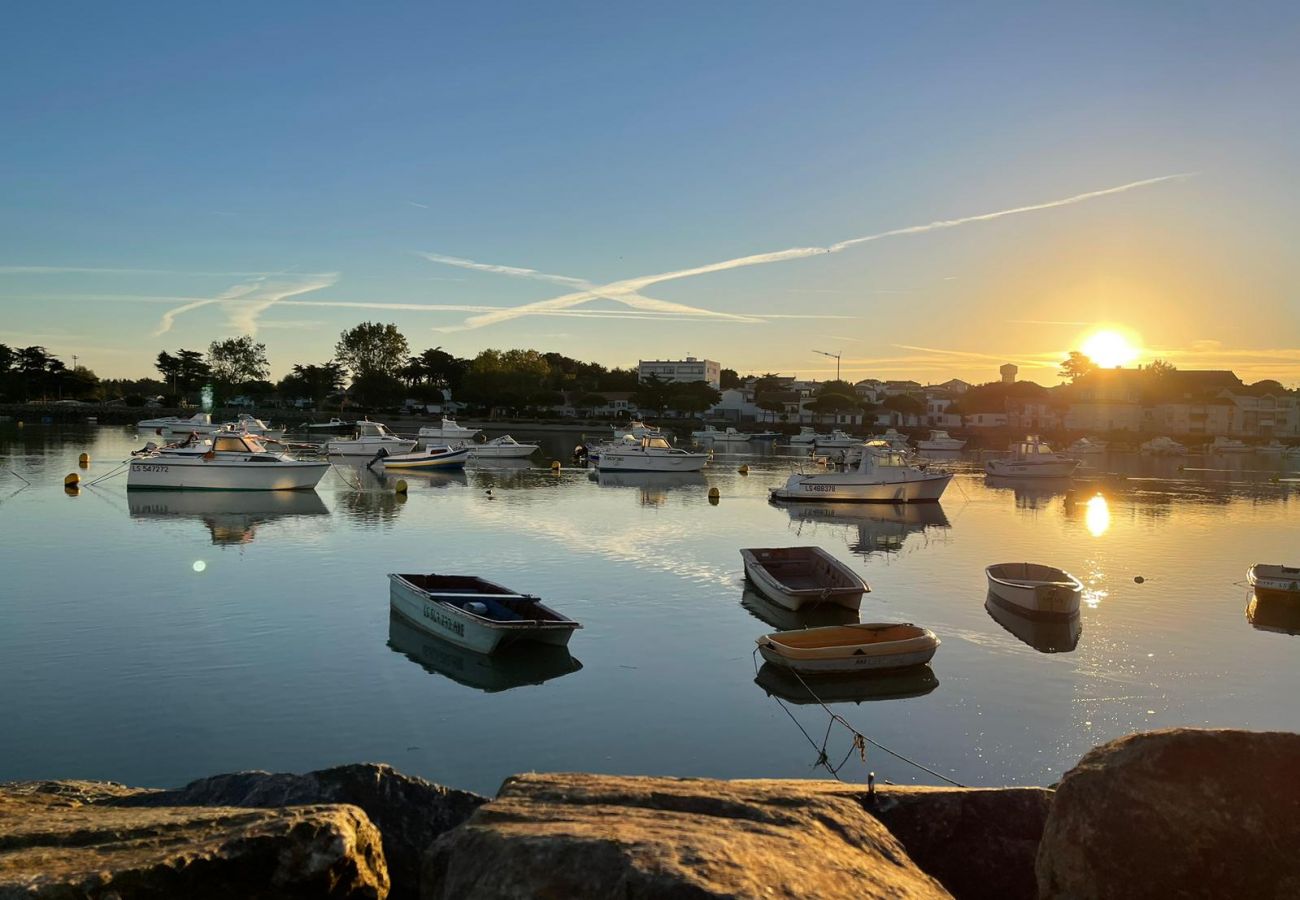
[85,460,131,487]
[753,646,966,787]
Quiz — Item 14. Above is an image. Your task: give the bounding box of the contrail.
[426,173,1192,332]
[154,274,338,336]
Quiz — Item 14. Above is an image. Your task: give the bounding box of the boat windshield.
[358,422,393,438]
[644,437,671,450]
[212,435,253,453]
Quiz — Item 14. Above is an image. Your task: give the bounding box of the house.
[935,378,972,395]
[964,412,1009,428]
[638,357,721,389]
[882,380,923,397]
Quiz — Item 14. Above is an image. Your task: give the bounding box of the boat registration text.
[801,483,837,493]
[132,464,170,473]
[422,604,466,637]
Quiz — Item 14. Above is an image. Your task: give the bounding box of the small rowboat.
[756,623,939,674]
[389,573,580,654]
[370,445,469,471]
[986,562,1082,620]
[1248,564,1300,601]
[740,547,868,611]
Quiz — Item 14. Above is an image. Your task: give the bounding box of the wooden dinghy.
[756,623,939,674]
[1248,564,1300,601]
[740,547,868,611]
[388,573,580,654]
[985,562,1082,621]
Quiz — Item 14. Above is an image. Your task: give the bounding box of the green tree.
[335,322,410,381]
[757,397,786,424]
[208,336,270,400]
[64,366,101,401]
[631,374,672,417]
[883,394,923,415]
[175,349,210,393]
[753,372,784,395]
[575,392,608,416]
[668,381,722,417]
[155,351,181,391]
[1059,351,1096,382]
[460,349,552,413]
[279,362,345,409]
[1147,358,1177,376]
[720,368,741,389]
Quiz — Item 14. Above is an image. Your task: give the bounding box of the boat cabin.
[355,421,400,439]
[212,433,270,454]
[1010,436,1056,456]
[859,442,912,469]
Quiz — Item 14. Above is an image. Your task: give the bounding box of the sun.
[1081,329,1141,368]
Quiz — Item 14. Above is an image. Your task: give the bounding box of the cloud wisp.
[422,173,1192,332]
[154,273,339,336]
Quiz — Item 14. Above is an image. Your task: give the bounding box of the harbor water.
[1,425,1297,795]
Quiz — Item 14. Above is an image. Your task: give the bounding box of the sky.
[2,2,1298,385]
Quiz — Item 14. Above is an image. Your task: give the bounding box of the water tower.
[1000,363,1018,384]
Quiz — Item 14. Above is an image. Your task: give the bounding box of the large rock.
[111,763,484,899]
[0,780,388,899]
[422,772,951,899]
[1036,728,1300,899]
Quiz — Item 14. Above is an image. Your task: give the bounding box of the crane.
[812,349,842,382]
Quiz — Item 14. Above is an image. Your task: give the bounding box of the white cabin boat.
[916,430,965,451]
[814,430,861,450]
[372,445,470,471]
[137,412,220,435]
[465,435,539,459]
[594,435,708,473]
[224,414,284,439]
[692,425,751,442]
[612,420,662,439]
[740,547,868,611]
[1247,564,1300,601]
[1207,436,1250,454]
[870,429,912,452]
[127,432,330,491]
[1139,436,1187,456]
[756,623,940,674]
[788,427,825,445]
[325,421,418,456]
[770,441,952,503]
[985,563,1082,620]
[418,417,480,441]
[388,573,580,653]
[984,437,1080,478]
[1067,437,1107,454]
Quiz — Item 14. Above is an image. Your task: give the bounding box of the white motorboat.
[371,445,470,472]
[136,412,220,435]
[1067,437,1108,454]
[223,413,284,439]
[985,563,1083,620]
[1255,441,1286,456]
[692,425,751,442]
[869,428,912,452]
[770,441,952,503]
[740,546,868,611]
[127,431,330,491]
[788,427,825,446]
[984,436,1080,478]
[1207,436,1250,454]
[916,430,965,451]
[464,435,539,459]
[419,417,480,441]
[756,623,940,674]
[306,417,351,431]
[814,429,861,450]
[388,572,580,654]
[1139,436,1187,456]
[1247,564,1300,601]
[612,419,662,439]
[324,420,418,456]
[594,434,708,473]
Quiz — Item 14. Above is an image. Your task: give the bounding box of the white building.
[638,357,721,389]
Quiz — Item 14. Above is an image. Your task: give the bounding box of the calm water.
[2,425,1298,795]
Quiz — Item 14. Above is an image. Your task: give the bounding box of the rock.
[110,763,484,900]
[422,772,951,900]
[0,781,389,899]
[1036,728,1300,899]
[860,786,1051,900]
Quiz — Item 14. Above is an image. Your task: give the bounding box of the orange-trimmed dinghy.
[756,622,939,674]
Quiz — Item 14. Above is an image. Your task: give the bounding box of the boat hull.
[388,576,577,654]
[326,439,418,455]
[379,448,470,471]
[984,459,1079,477]
[127,458,329,491]
[770,472,951,503]
[916,440,965,451]
[741,549,865,612]
[595,452,708,473]
[468,445,538,459]
[1248,565,1300,602]
[986,565,1082,620]
[757,626,939,674]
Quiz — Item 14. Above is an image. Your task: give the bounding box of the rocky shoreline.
[2,728,1296,899]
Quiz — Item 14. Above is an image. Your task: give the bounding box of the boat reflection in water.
[590,470,708,507]
[984,475,1073,510]
[128,490,328,546]
[1246,593,1300,636]
[754,662,938,705]
[387,612,582,692]
[775,501,949,558]
[740,586,860,632]
[984,594,1081,653]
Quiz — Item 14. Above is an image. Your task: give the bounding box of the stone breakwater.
[1,729,1296,899]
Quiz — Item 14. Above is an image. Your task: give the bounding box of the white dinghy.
[756,623,940,675]
[1247,564,1300,601]
[770,441,952,503]
[985,562,1083,620]
[740,547,867,611]
[389,573,581,654]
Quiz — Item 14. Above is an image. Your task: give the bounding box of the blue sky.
[2,2,1298,383]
